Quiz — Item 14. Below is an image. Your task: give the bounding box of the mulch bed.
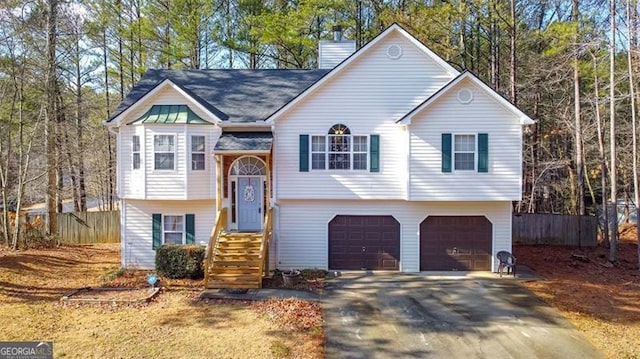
[261,269,328,293]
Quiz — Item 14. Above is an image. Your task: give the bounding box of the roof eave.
[108,79,226,126]
[398,71,536,126]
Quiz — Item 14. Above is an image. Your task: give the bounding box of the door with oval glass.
[237,176,263,231]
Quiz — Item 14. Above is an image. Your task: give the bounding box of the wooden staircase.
[206,232,262,288]
[204,208,273,289]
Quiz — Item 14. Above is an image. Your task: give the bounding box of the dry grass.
[0,244,322,358]
[515,234,640,359]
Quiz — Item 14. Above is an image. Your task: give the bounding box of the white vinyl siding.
[409,78,523,201]
[118,125,219,200]
[119,126,145,199]
[115,81,220,200]
[275,32,454,200]
[276,199,512,272]
[318,40,356,69]
[122,199,215,269]
[187,129,219,199]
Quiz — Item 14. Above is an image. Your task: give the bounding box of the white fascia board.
[213,150,271,155]
[266,23,460,124]
[107,79,222,126]
[218,121,271,129]
[399,72,535,126]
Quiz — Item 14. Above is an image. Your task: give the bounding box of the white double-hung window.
[453,134,476,171]
[163,215,183,244]
[132,135,141,170]
[191,135,205,170]
[154,135,175,170]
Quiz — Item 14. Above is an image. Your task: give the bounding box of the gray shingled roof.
[108,69,330,123]
[214,132,273,152]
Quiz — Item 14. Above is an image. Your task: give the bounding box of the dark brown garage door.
[329,215,400,270]
[420,216,492,271]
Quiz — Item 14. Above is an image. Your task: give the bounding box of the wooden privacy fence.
[513,213,597,247]
[56,211,120,244]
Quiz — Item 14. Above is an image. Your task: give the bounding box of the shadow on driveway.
[323,272,602,359]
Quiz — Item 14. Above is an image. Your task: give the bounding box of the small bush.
[155,244,206,279]
[100,267,125,284]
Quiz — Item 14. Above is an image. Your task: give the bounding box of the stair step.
[210,271,262,282]
[220,233,262,238]
[215,250,260,255]
[209,268,259,274]
[215,260,261,266]
[206,282,260,289]
[217,242,261,248]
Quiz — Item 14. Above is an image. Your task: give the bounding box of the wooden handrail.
[257,207,273,288]
[204,207,227,288]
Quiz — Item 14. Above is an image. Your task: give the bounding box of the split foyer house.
[105,24,534,288]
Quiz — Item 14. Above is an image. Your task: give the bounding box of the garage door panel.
[329,215,400,271]
[420,216,492,271]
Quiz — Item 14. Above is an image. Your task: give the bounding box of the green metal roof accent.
[128,105,211,125]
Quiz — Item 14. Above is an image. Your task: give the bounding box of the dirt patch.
[515,238,640,359]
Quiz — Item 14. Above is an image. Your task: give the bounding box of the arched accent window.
[329,124,351,135]
[310,124,368,170]
[230,156,267,176]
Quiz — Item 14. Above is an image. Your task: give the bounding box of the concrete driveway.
[323,272,602,359]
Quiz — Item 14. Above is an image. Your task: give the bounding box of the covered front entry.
[420,216,492,271]
[328,215,400,270]
[226,156,268,231]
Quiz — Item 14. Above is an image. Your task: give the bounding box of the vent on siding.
[318,26,356,69]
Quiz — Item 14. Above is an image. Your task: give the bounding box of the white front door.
[237,176,263,231]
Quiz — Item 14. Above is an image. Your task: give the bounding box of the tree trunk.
[45,0,59,236]
[573,0,585,216]
[593,55,610,247]
[609,0,618,262]
[72,33,83,212]
[490,0,500,90]
[509,0,517,105]
[627,0,639,270]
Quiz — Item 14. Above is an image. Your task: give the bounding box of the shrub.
[155,244,206,279]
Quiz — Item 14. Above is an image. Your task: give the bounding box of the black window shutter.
[185,214,195,244]
[478,133,488,173]
[442,133,452,173]
[370,134,380,172]
[299,135,309,172]
[152,213,162,249]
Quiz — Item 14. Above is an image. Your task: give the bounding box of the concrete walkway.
[323,272,602,359]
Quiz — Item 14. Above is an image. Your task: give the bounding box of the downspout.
[271,124,279,269]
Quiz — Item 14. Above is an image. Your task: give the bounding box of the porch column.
[216,154,223,211]
[265,153,271,209]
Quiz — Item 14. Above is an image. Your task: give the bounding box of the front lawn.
[0,244,322,358]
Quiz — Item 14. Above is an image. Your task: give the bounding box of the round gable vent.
[386,44,403,60]
[456,88,474,104]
